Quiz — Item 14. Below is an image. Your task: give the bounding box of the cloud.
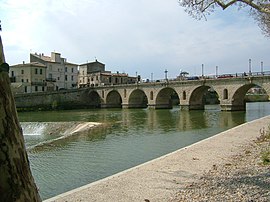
[1,0,270,79]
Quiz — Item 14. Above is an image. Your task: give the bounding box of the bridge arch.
[155,87,179,109]
[105,90,122,108]
[231,83,260,111]
[81,90,102,108]
[127,89,148,108]
[188,85,219,110]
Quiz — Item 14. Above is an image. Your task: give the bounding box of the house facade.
[30,52,78,91]
[9,62,47,93]
[78,60,137,87]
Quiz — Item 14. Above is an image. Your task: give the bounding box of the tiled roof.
[101,72,128,77]
[11,62,46,68]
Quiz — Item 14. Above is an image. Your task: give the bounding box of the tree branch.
[215,0,270,14]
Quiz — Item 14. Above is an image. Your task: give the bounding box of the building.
[9,62,47,93]
[30,52,78,91]
[78,60,137,87]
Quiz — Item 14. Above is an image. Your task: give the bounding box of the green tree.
[0,33,41,201]
[178,0,270,36]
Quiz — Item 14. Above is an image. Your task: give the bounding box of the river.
[18,102,270,200]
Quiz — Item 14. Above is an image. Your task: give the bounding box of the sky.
[1,0,270,80]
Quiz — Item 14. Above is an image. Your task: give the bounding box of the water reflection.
[18,102,270,200]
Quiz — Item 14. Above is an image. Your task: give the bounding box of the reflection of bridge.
[82,73,270,111]
[15,73,270,111]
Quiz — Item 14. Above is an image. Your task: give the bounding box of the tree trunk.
[0,35,41,201]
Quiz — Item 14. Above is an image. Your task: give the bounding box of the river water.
[18,102,270,200]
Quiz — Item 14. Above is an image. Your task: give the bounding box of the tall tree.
[0,32,41,200]
[178,0,270,36]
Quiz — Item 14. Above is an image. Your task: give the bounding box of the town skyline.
[1,0,270,80]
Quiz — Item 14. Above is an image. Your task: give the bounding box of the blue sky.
[1,0,270,80]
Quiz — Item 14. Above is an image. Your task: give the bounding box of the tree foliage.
[178,0,270,36]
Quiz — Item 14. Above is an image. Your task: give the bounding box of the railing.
[141,71,270,83]
[31,82,46,86]
[46,78,56,82]
[10,76,16,82]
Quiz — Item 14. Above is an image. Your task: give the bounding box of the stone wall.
[14,89,97,111]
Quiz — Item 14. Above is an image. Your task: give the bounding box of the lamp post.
[151,72,153,82]
[261,61,264,75]
[201,64,204,77]
[215,66,218,78]
[164,69,168,81]
[249,59,252,76]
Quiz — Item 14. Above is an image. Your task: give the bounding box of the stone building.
[9,62,47,93]
[78,60,137,87]
[30,52,78,91]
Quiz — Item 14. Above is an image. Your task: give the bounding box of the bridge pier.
[220,104,246,111]
[179,104,204,110]
[122,103,147,109]
[148,104,172,109]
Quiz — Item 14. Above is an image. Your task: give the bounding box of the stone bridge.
[15,74,270,111]
[81,74,270,111]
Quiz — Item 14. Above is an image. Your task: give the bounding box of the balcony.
[46,78,56,82]
[31,82,46,86]
[10,77,16,83]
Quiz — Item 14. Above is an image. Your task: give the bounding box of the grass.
[261,150,270,165]
[257,126,270,165]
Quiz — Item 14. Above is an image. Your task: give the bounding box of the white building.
[30,52,78,91]
[9,62,47,93]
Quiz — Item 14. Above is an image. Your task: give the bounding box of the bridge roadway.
[14,73,270,111]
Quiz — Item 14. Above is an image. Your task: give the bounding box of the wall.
[14,89,97,111]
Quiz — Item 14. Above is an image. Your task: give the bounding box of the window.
[65,75,68,81]
[65,67,67,72]
[223,89,228,99]
[24,86,27,93]
[21,79,24,82]
[71,68,74,73]
[40,69,43,75]
[183,91,186,100]
[58,77,60,80]
[21,69,24,74]
[71,75,74,81]
[35,68,38,74]
[35,86,38,91]
[11,71,14,77]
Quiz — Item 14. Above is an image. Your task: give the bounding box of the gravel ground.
[171,138,270,202]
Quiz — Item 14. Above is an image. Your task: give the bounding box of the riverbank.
[44,115,270,202]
